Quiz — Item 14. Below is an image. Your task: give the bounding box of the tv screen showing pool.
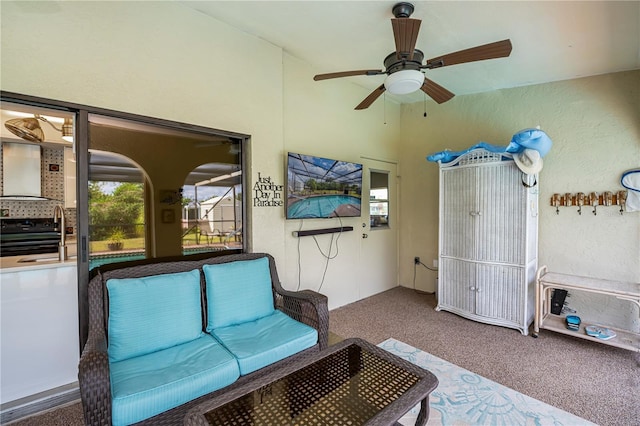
[287,152,362,219]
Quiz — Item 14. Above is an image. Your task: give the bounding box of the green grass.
[90,237,144,252]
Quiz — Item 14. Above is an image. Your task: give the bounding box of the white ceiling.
[181,1,640,106]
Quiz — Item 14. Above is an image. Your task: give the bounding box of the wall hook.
[550,190,627,215]
[565,192,572,208]
[576,192,585,215]
[617,190,627,214]
[589,192,598,215]
[551,194,560,214]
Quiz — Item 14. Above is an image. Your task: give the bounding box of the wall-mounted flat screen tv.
[287,152,362,219]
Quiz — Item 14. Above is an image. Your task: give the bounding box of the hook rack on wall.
[550,190,627,215]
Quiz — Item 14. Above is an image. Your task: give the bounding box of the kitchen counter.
[1,256,79,404]
[0,238,78,272]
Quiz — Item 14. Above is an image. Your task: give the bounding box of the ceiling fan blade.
[425,39,512,69]
[355,85,386,110]
[420,78,455,104]
[391,18,422,60]
[313,69,384,81]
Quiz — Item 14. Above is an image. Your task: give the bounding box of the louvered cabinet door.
[439,165,477,313]
[439,258,476,313]
[474,263,525,326]
[440,166,477,260]
[476,162,526,264]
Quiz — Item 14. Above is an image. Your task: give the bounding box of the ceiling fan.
[313,2,513,110]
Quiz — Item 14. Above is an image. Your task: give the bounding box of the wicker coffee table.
[184,338,438,425]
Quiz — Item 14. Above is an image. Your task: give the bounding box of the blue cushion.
[203,257,275,331]
[107,269,203,362]
[211,310,318,375]
[110,334,239,426]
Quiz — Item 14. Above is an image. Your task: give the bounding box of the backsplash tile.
[42,148,65,200]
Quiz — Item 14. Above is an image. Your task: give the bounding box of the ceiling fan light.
[384,70,425,95]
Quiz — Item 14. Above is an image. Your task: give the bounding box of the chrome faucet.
[53,205,68,261]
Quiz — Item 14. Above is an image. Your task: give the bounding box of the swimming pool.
[89,253,146,270]
[89,248,222,270]
[288,195,361,219]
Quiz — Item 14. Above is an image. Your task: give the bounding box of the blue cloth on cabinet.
[426,128,552,163]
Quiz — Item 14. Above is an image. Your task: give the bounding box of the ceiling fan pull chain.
[383,92,387,125]
[423,92,427,117]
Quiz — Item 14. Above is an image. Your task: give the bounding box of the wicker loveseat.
[79,252,329,425]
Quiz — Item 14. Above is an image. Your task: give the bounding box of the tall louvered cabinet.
[436,149,538,335]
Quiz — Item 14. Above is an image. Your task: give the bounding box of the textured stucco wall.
[399,71,640,332]
[281,53,401,309]
[1,1,402,311]
[1,0,285,260]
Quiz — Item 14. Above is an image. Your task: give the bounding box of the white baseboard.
[0,382,80,424]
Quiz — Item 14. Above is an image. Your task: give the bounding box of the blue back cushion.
[203,257,275,331]
[107,269,203,362]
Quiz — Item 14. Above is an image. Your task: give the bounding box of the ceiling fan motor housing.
[384,50,424,73]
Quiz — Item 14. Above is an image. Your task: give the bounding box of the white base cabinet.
[0,265,79,404]
[436,149,538,335]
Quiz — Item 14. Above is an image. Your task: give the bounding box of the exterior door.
[359,158,398,299]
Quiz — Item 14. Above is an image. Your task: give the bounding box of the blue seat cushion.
[110,334,239,426]
[211,310,318,375]
[107,269,202,362]
[203,257,275,331]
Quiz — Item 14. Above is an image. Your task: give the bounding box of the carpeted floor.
[381,338,595,425]
[6,401,85,426]
[330,287,640,426]
[8,286,640,425]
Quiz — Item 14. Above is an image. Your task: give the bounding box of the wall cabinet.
[436,149,538,335]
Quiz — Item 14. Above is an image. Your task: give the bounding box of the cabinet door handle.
[470,286,476,291]
[469,211,482,216]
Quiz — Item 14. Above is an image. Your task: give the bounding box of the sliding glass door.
[1,91,250,356]
[87,114,244,268]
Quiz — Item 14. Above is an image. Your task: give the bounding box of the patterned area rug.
[378,338,595,426]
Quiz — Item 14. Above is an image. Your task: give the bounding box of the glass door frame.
[1,91,250,351]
